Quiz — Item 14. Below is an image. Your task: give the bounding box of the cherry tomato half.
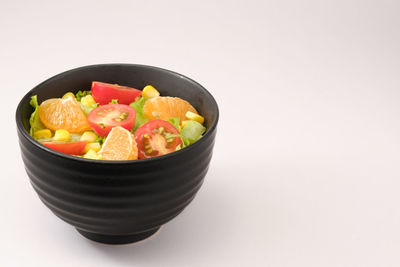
[42,141,86,155]
[134,120,182,159]
[88,104,136,137]
[91,81,142,105]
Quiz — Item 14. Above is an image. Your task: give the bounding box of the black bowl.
[16,64,218,244]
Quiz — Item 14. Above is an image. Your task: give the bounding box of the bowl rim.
[16,63,219,164]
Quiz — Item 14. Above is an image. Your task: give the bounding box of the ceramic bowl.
[16,64,219,244]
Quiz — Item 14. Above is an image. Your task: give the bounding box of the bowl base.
[76,227,160,245]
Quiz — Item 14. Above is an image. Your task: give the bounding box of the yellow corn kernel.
[81,95,96,107]
[83,149,102,160]
[80,131,98,143]
[142,85,160,98]
[182,120,191,128]
[62,92,75,99]
[53,129,70,141]
[33,129,52,139]
[185,111,204,124]
[84,142,101,153]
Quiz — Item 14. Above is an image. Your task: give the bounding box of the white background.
[1,0,400,266]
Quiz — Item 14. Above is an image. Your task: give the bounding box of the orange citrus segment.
[100,126,138,160]
[143,96,198,122]
[38,96,91,133]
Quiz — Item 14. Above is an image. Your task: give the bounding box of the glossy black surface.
[16,64,219,244]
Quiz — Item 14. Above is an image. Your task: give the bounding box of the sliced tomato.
[134,120,182,159]
[88,104,136,137]
[43,141,86,155]
[91,81,142,105]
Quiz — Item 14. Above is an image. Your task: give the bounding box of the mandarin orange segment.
[100,126,138,160]
[38,96,91,133]
[143,96,198,122]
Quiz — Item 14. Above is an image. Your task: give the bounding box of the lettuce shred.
[180,120,206,147]
[167,117,206,148]
[168,117,180,131]
[29,95,45,137]
[79,102,98,115]
[96,136,105,145]
[130,97,149,132]
[75,90,91,101]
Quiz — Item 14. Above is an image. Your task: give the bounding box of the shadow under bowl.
[16,64,219,244]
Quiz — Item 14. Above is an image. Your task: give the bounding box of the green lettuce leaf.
[79,102,98,115]
[75,90,91,101]
[168,117,180,131]
[29,95,45,137]
[180,120,206,147]
[130,97,149,132]
[96,136,105,145]
[109,99,118,104]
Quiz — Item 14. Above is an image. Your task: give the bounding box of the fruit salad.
[29,82,206,160]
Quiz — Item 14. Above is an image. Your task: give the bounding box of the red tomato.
[91,81,142,105]
[43,141,86,155]
[88,104,136,137]
[134,120,182,159]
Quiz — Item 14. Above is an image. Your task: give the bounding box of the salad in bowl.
[16,64,219,244]
[29,81,206,160]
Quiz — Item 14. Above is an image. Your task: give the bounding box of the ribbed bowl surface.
[16,64,218,244]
